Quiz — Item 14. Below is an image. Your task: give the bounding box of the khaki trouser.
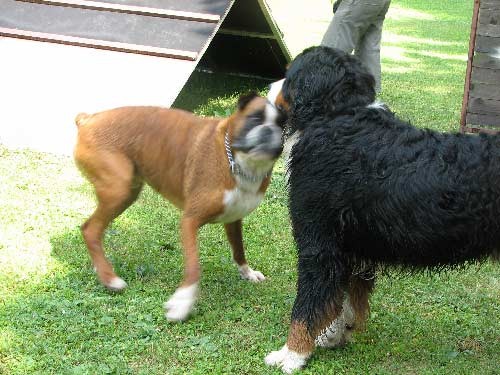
[321,0,391,92]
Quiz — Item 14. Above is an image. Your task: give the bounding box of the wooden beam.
[480,0,500,10]
[218,28,276,39]
[461,0,480,132]
[475,35,500,54]
[18,0,220,23]
[462,126,500,134]
[478,8,500,24]
[466,113,500,128]
[477,23,500,38]
[256,0,290,62]
[0,27,198,60]
[470,82,500,101]
[472,52,500,70]
[468,96,500,117]
[471,66,500,84]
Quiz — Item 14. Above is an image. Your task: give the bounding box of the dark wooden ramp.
[0,0,290,154]
[461,0,500,133]
[0,0,290,77]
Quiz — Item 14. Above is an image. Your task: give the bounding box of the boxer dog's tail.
[75,113,89,127]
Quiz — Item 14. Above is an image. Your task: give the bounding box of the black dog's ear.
[237,91,259,110]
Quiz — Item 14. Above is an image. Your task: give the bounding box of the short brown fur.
[74,99,277,314]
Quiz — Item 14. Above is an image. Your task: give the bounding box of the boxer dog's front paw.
[94,266,128,292]
[103,276,128,292]
[238,264,266,282]
[265,345,309,374]
[164,283,198,322]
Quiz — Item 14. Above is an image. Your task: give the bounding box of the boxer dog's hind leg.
[79,152,143,291]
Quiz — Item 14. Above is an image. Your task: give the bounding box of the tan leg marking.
[224,221,265,282]
[348,275,374,331]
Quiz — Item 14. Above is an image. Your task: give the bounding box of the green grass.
[1,1,499,374]
[379,0,473,132]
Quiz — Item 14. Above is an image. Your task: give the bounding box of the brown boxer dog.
[74,93,284,321]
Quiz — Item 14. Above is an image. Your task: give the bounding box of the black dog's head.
[268,46,376,133]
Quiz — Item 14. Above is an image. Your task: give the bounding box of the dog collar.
[224,130,270,183]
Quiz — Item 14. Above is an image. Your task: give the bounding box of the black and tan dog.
[265,46,499,372]
[74,93,284,321]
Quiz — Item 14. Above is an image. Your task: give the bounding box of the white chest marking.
[215,186,264,223]
[366,100,386,110]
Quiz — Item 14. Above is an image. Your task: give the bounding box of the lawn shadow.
[173,71,271,115]
[48,160,289,292]
[2,127,498,374]
[0,164,291,373]
[379,1,472,132]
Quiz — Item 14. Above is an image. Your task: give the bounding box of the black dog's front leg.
[265,236,349,373]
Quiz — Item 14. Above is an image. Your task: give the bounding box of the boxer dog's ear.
[237,91,260,110]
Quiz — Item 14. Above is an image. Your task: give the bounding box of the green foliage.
[1,1,498,374]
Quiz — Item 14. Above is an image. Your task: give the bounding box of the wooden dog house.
[0,0,290,154]
[461,0,500,133]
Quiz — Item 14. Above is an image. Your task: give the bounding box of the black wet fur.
[284,46,499,330]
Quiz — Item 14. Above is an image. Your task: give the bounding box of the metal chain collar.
[224,130,269,183]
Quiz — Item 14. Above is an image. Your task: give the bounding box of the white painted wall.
[0,38,196,155]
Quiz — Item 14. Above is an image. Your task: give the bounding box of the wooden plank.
[471,66,500,84]
[468,97,500,116]
[218,28,275,39]
[472,52,500,69]
[469,82,500,101]
[477,23,500,38]
[20,0,220,23]
[463,126,500,134]
[97,0,232,16]
[0,0,216,54]
[257,0,289,59]
[0,27,198,60]
[466,114,500,133]
[475,35,500,53]
[480,0,500,10]
[479,8,500,24]
[466,113,500,128]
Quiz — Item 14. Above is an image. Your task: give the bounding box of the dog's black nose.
[277,108,288,128]
[260,126,273,140]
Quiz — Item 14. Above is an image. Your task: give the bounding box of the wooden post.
[460,0,480,133]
